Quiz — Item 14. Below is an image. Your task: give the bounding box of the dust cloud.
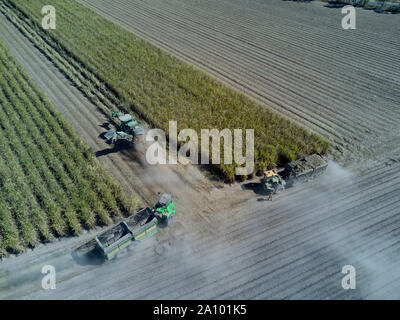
[303,161,400,298]
[153,161,400,298]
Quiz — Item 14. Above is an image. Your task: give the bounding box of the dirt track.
[1,1,400,299]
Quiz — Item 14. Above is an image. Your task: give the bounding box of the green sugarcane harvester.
[94,193,175,260]
[104,110,145,144]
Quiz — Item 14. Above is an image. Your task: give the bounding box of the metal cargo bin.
[283,153,328,187]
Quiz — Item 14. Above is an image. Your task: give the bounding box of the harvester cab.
[112,111,145,136]
[261,169,286,194]
[104,110,145,144]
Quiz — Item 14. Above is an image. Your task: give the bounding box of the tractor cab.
[153,193,175,226]
[112,111,145,136]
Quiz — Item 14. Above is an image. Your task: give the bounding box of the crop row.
[0,41,139,256]
[6,0,329,181]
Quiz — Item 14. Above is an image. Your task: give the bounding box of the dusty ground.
[0,0,400,299]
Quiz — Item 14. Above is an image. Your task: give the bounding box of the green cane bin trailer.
[95,193,175,260]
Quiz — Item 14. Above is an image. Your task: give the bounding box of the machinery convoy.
[104,110,145,144]
[84,117,327,262]
[261,153,328,194]
[101,111,328,197]
[76,193,175,260]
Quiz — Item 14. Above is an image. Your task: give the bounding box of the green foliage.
[0,41,139,256]
[277,146,296,167]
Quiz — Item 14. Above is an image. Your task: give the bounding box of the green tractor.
[104,110,145,144]
[76,193,176,261]
[153,193,176,227]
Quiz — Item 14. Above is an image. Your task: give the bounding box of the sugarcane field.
[0,0,399,305]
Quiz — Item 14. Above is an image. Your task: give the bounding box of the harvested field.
[0,0,399,300]
[0,41,138,256]
[5,0,330,181]
[77,0,400,164]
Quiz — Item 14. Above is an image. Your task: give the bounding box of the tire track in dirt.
[78,0,400,162]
